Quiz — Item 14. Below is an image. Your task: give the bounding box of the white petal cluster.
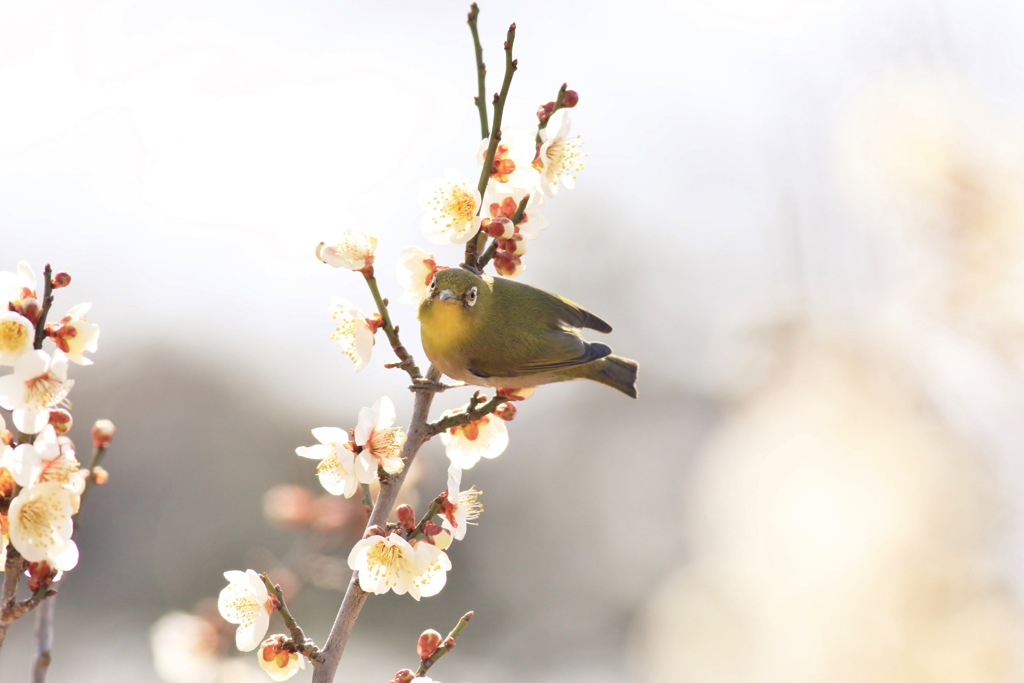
[217,569,274,652]
[328,297,376,371]
[295,426,376,498]
[355,396,406,474]
[316,229,377,271]
[396,246,443,305]
[439,407,509,469]
[7,480,79,571]
[536,109,585,196]
[441,464,482,542]
[0,350,74,434]
[420,171,482,245]
[347,532,451,600]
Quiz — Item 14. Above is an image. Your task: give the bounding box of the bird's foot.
[409,378,463,394]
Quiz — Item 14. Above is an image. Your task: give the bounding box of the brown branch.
[427,392,508,437]
[363,273,423,381]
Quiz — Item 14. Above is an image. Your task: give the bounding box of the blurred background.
[4,0,1024,681]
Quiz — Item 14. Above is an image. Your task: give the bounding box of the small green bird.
[418,267,638,398]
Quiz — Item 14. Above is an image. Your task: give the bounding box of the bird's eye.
[466,286,478,307]
[429,276,437,290]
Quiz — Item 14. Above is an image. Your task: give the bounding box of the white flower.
[150,611,222,683]
[8,481,79,571]
[439,408,509,469]
[397,246,444,305]
[348,533,451,601]
[257,635,306,681]
[440,464,482,541]
[348,533,416,597]
[328,297,377,371]
[355,396,406,474]
[316,229,377,272]
[409,540,451,599]
[535,109,585,196]
[10,426,86,505]
[218,569,274,652]
[0,261,37,307]
[0,350,74,434]
[0,311,34,366]
[47,303,100,365]
[420,171,482,245]
[295,427,376,498]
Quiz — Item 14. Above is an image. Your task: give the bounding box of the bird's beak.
[438,289,457,302]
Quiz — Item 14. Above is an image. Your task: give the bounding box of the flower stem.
[464,22,518,271]
[33,264,54,350]
[467,3,489,140]
[407,497,444,541]
[416,611,475,676]
[363,273,423,381]
[261,573,321,661]
[312,367,442,683]
[534,82,568,147]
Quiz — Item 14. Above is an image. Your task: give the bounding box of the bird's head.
[423,267,487,313]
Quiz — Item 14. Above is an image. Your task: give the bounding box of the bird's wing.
[467,338,612,378]
[546,293,613,333]
[495,277,613,333]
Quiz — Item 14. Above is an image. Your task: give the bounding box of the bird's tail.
[588,354,638,398]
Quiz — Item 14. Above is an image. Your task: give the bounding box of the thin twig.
[416,611,475,676]
[467,3,489,140]
[464,22,518,271]
[261,574,321,661]
[312,368,442,683]
[363,274,423,381]
[31,594,56,683]
[33,264,54,350]
[427,393,508,437]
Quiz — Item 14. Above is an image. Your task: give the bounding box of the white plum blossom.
[348,532,417,597]
[420,171,482,245]
[396,246,444,305]
[0,261,37,306]
[218,569,274,652]
[295,426,376,498]
[355,396,406,474]
[409,540,451,599]
[439,407,509,469]
[328,297,377,371]
[257,635,306,681]
[0,350,74,434]
[0,311,34,366]
[535,109,585,196]
[316,229,377,272]
[7,480,79,571]
[149,611,222,683]
[440,464,482,541]
[348,533,451,600]
[47,303,100,365]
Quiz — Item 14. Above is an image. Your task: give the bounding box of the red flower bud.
[396,504,417,531]
[392,669,416,683]
[417,629,443,659]
[562,89,579,108]
[536,101,555,123]
[48,409,73,435]
[51,272,72,289]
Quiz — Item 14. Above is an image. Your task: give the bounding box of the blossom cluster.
[0,261,104,582]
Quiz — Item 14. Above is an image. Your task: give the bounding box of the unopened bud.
[536,101,555,123]
[483,216,515,239]
[499,234,526,255]
[27,561,56,593]
[91,466,109,485]
[50,272,72,289]
[364,525,387,538]
[20,298,40,324]
[494,402,518,421]
[417,629,443,659]
[494,252,524,278]
[396,504,417,531]
[48,409,73,435]
[91,419,116,449]
[562,89,579,108]
[392,669,415,683]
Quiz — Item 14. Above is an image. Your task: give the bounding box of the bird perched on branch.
[418,267,638,398]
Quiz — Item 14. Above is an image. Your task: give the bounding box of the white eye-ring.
[466,286,478,307]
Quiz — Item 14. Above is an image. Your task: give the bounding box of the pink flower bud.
[392,669,415,683]
[483,216,515,239]
[417,629,443,659]
[396,503,417,531]
[494,403,518,421]
[48,409,73,435]
[50,272,72,289]
[536,101,555,123]
[91,419,116,449]
[91,466,109,485]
